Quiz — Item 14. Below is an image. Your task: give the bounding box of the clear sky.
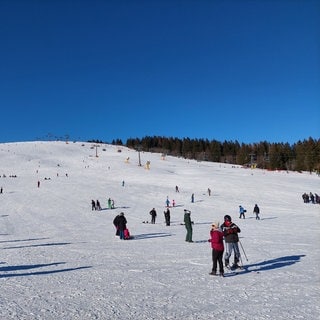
[0,0,319,144]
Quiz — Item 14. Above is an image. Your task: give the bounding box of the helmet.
[224,215,231,222]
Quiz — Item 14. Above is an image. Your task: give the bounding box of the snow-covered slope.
[0,141,319,319]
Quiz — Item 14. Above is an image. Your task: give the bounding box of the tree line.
[109,136,319,173]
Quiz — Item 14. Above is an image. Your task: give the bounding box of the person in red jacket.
[208,222,224,276]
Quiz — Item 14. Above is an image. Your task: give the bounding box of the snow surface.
[0,141,319,320]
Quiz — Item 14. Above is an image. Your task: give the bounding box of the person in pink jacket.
[208,222,225,277]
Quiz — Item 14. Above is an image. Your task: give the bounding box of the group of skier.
[238,204,261,220]
[207,203,261,276]
[107,198,115,209]
[148,208,244,276]
[109,191,262,277]
[91,199,102,211]
[302,192,319,204]
[208,214,242,277]
[112,206,249,277]
[148,207,171,226]
[91,198,117,211]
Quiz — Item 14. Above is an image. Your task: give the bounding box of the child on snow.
[208,222,224,276]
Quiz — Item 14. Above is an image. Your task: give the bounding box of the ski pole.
[238,254,244,268]
[239,240,248,261]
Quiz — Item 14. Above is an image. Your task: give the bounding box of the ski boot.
[231,257,240,270]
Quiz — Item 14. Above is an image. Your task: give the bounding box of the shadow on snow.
[132,232,172,240]
[226,255,306,277]
[0,262,92,278]
[0,237,50,244]
[3,242,72,250]
[245,254,305,271]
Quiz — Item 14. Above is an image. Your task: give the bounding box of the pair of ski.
[225,264,245,276]
[209,265,244,277]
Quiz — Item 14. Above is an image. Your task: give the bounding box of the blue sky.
[0,0,319,144]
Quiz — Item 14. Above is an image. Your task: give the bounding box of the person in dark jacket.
[164,208,170,226]
[117,212,127,240]
[208,222,224,276]
[253,204,260,220]
[221,215,241,269]
[149,208,157,224]
[113,214,121,236]
[184,209,193,242]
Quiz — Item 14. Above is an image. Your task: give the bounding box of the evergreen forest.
[97,136,320,173]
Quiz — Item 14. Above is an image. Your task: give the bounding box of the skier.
[221,215,241,269]
[253,204,260,220]
[149,208,157,224]
[310,193,315,204]
[91,200,96,211]
[184,209,193,242]
[96,200,101,211]
[302,193,309,203]
[108,198,112,209]
[239,205,246,219]
[166,196,170,207]
[164,208,170,226]
[208,222,224,276]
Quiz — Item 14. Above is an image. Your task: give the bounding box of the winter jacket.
[113,215,120,227]
[253,205,260,213]
[209,229,224,251]
[239,206,245,214]
[184,212,192,228]
[149,209,157,217]
[117,215,127,231]
[221,222,240,243]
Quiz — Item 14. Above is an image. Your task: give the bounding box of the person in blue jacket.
[239,205,246,219]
